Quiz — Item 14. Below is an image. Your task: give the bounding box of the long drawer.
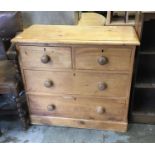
[28,95,126,121]
[24,70,129,97]
[75,47,132,71]
[19,46,72,69]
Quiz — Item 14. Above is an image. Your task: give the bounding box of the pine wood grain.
[28,94,126,122]
[19,46,72,69]
[30,115,128,132]
[75,46,133,71]
[12,25,140,45]
[24,70,129,98]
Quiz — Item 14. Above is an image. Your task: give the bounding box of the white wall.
[21,11,76,28]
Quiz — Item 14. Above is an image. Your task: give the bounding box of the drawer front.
[19,46,72,69]
[28,95,126,121]
[75,47,132,71]
[24,70,129,97]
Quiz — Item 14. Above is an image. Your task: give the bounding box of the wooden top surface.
[12,25,140,45]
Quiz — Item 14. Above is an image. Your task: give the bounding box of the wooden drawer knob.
[47,104,56,111]
[98,56,108,65]
[44,80,53,88]
[96,106,106,114]
[98,82,107,91]
[41,55,50,64]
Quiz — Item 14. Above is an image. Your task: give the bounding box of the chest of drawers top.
[12,25,139,46]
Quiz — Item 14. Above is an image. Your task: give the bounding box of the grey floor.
[0,120,155,143]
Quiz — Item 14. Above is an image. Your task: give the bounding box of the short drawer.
[24,70,129,98]
[19,46,72,69]
[28,95,126,121]
[75,47,132,71]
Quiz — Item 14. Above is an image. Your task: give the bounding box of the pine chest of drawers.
[12,25,139,132]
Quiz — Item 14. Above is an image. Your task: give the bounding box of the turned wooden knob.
[96,106,106,114]
[98,82,107,91]
[98,56,108,65]
[44,80,53,88]
[47,104,55,111]
[41,55,50,64]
